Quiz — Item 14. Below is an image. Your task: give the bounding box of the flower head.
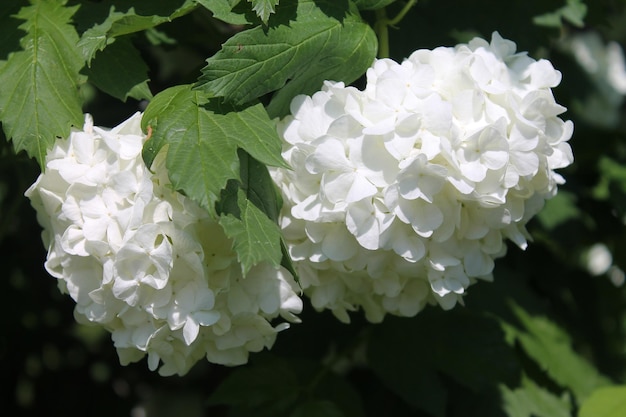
[272,32,573,322]
[26,112,302,375]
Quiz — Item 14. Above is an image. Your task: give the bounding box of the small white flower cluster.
[26,113,302,376]
[272,32,574,323]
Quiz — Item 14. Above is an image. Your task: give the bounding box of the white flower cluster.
[272,32,574,323]
[26,113,302,376]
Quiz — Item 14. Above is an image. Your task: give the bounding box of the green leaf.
[141,84,286,214]
[507,304,612,402]
[194,0,255,25]
[78,0,196,63]
[533,0,587,28]
[84,37,152,101]
[195,0,377,117]
[239,149,281,222]
[141,85,234,210]
[559,0,587,27]
[216,150,298,277]
[0,0,84,167]
[219,189,283,275]
[501,375,572,417]
[579,385,626,417]
[289,400,345,417]
[249,0,279,23]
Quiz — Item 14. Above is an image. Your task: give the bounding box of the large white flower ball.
[26,112,302,376]
[271,32,573,323]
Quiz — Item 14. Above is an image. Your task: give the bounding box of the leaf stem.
[375,0,418,58]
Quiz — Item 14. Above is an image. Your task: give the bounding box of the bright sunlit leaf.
[507,304,612,402]
[78,0,196,63]
[195,0,377,117]
[249,0,279,23]
[501,375,572,417]
[579,385,626,417]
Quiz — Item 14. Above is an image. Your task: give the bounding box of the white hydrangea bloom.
[272,32,574,323]
[26,112,303,376]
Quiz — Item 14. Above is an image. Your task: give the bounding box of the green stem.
[375,0,418,58]
[375,8,390,58]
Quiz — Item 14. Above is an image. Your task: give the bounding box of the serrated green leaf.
[141,84,286,215]
[507,304,612,402]
[84,37,152,101]
[195,0,377,117]
[0,0,84,167]
[239,150,280,222]
[216,155,297,277]
[579,385,626,417]
[216,149,282,235]
[219,189,283,274]
[142,86,237,213]
[501,375,572,417]
[78,0,196,63]
[249,0,279,23]
[194,0,255,25]
[214,149,287,276]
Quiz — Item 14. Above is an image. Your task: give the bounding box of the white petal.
[321,225,358,261]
